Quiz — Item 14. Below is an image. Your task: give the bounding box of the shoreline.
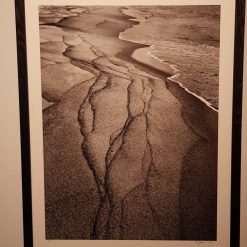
[117,6,218,142]
[118,7,219,113]
[117,43,218,143]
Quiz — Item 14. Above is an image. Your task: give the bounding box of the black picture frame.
[14,0,246,246]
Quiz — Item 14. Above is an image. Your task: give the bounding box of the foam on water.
[129,45,218,112]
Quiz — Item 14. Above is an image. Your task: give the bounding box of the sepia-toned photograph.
[39,5,220,240]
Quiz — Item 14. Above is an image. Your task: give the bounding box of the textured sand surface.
[39,6,218,240]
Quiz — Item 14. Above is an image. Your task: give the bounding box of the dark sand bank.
[40,6,218,240]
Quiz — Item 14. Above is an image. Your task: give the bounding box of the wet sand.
[40,6,217,240]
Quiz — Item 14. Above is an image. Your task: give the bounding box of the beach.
[40,6,218,240]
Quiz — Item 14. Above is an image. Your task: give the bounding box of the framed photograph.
[15,0,245,246]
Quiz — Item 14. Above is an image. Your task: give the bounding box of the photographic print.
[39,5,219,240]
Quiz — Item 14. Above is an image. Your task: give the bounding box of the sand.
[40,6,218,240]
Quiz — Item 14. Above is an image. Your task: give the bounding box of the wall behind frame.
[0,0,246,246]
[0,0,24,246]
